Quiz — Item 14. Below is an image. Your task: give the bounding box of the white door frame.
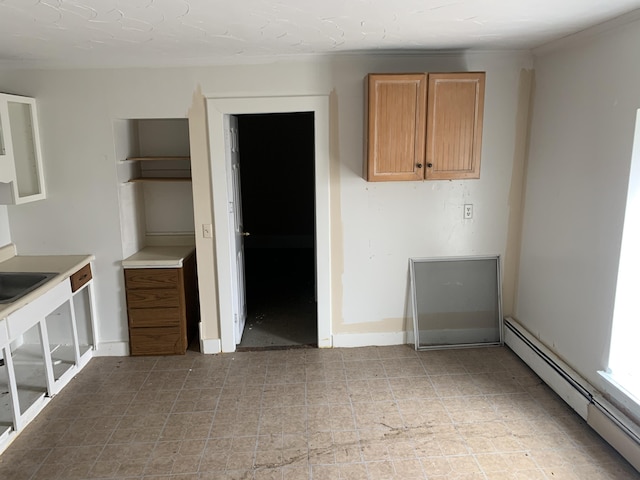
[207,95,332,353]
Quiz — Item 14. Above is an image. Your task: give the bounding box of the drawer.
[129,326,184,356]
[126,289,180,309]
[128,307,182,328]
[70,263,92,292]
[125,268,180,290]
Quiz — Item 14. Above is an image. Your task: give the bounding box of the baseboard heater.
[504,317,640,472]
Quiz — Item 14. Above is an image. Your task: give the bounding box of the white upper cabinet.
[0,93,46,204]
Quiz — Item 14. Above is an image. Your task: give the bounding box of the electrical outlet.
[464,204,473,219]
[202,224,213,238]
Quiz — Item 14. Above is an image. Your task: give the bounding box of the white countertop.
[0,244,94,318]
[122,245,195,269]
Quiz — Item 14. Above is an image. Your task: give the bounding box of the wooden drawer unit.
[124,253,199,356]
[128,308,182,328]
[124,268,179,289]
[129,326,184,356]
[126,288,181,309]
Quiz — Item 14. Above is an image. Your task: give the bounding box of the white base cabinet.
[0,262,97,453]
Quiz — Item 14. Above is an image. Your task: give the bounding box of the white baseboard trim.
[504,317,640,472]
[588,402,640,472]
[332,331,407,348]
[504,318,592,419]
[93,341,129,356]
[200,337,222,354]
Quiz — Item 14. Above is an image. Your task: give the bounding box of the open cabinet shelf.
[124,155,192,183]
[129,177,192,183]
[126,156,190,162]
[0,345,48,432]
[114,117,196,260]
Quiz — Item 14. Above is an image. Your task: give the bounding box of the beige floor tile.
[484,470,547,480]
[254,466,284,479]
[367,460,395,479]
[338,462,369,479]
[282,465,309,479]
[312,464,340,479]
[0,346,637,480]
[254,449,284,468]
[335,445,363,464]
[199,452,230,471]
[171,454,202,474]
[115,460,147,476]
[393,457,426,478]
[226,450,256,470]
[361,442,391,462]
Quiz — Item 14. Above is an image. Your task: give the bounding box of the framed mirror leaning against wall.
[409,256,503,350]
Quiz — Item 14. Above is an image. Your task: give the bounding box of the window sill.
[598,370,640,422]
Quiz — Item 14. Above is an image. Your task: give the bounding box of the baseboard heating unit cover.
[504,317,640,472]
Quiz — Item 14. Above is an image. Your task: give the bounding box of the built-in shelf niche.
[114,118,195,259]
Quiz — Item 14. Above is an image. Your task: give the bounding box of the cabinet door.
[0,93,46,204]
[426,73,485,180]
[0,100,15,184]
[366,74,427,181]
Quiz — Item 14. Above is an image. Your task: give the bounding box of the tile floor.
[0,345,638,480]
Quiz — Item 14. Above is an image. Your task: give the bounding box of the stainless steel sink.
[0,272,57,304]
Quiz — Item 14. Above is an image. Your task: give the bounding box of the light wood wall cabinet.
[366,72,485,182]
[125,253,199,355]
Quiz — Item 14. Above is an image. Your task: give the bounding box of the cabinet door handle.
[427,163,433,168]
[416,163,423,169]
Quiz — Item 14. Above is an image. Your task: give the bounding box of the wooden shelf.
[124,157,192,183]
[126,156,190,161]
[129,177,192,183]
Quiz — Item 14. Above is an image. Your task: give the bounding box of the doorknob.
[242,232,251,237]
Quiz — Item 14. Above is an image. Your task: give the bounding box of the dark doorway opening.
[236,112,317,350]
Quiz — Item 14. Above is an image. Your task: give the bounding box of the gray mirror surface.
[410,256,502,350]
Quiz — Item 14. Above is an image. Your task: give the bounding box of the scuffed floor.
[239,248,317,350]
[0,345,637,479]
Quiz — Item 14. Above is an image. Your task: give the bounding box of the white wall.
[329,53,530,340]
[0,51,531,350]
[516,18,640,390]
[0,206,10,245]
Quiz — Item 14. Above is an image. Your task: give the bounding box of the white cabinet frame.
[0,93,46,204]
[0,263,97,448]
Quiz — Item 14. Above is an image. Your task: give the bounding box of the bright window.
[604,109,640,412]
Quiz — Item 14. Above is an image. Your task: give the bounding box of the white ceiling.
[1,0,639,68]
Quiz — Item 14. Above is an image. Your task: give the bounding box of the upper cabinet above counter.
[0,93,46,204]
[365,72,485,182]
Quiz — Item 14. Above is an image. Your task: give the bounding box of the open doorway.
[207,95,331,353]
[236,112,317,349]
